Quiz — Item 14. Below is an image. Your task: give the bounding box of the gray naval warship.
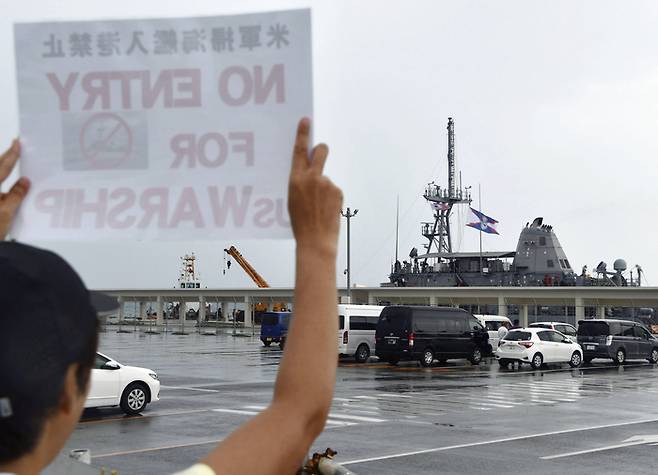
[385,118,645,290]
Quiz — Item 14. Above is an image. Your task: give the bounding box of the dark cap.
[0,241,118,414]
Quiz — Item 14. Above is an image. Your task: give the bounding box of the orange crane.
[223,246,288,312]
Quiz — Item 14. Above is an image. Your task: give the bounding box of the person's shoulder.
[171,463,216,475]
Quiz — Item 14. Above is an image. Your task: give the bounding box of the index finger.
[0,140,20,184]
[291,117,310,173]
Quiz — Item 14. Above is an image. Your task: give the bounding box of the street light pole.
[340,207,358,303]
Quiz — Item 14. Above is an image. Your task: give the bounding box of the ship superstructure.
[386,119,641,289]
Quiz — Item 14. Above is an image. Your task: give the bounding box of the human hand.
[0,140,31,240]
[288,118,342,256]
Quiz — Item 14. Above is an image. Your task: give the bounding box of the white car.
[86,352,161,415]
[528,322,578,343]
[496,328,583,369]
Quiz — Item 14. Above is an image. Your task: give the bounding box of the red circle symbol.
[80,113,133,169]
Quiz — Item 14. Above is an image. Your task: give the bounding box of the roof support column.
[118,296,125,322]
[244,296,253,328]
[597,305,606,319]
[156,295,164,326]
[199,296,206,322]
[575,296,585,320]
[497,295,507,317]
[520,304,529,327]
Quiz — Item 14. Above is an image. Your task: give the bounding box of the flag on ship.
[466,207,499,235]
[430,201,451,212]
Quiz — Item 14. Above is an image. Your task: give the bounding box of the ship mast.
[421,118,472,255]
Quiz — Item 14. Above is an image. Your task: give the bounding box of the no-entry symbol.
[80,112,133,169]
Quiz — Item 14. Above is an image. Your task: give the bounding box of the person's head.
[503,321,510,329]
[0,242,117,471]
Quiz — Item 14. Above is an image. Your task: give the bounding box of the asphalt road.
[51,329,658,474]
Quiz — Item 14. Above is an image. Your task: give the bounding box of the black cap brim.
[90,291,119,315]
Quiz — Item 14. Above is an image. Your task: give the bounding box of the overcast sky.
[1,0,657,290]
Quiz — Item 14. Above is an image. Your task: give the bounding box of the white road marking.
[161,385,220,393]
[542,441,648,459]
[212,408,259,416]
[466,401,515,408]
[241,405,375,424]
[542,434,658,459]
[342,417,658,465]
[328,413,386,423]
[376,393,413,398]
[340,403,380,411]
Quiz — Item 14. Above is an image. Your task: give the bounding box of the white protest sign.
[13,9,311,240]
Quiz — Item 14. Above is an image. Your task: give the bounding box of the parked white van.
[474,314,512,354]
[338,304,385,363]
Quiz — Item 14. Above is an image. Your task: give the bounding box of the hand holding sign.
[0,141,30,240]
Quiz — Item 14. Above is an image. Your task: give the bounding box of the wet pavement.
[57,330,658,474]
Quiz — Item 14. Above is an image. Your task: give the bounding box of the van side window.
[365,316,379,330]
[469,317,484,331]
[608,322,622,336]
[339,315,344,330]
[634,326,650,339]
[485,321,501,331]
[446,315,467,333]
[350,317,365,330]
[349,316,379,331]
[621,324,635,337]
[414,312,439,332]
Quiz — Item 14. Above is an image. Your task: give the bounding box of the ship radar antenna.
[421,118,472,255]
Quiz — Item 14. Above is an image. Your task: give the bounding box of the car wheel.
[583,356,593,364]
[498,359,510,368]
[419,348,434,367]
[614,348,625,365]
[387,358,399,366]
[262,341,272,347]
[355,344,370,363]
[569,351,582,368]
[530,353,543,369]
[470,347,483,365]
[279,338,285,350]
[648,348,658,364]
[120,383,149,415]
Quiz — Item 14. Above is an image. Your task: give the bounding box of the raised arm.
[201,118,342,474]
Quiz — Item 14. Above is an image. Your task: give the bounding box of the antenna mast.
[448,117,456,198]
[421,118,472,255]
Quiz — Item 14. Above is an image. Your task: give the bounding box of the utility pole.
[341,207,358,303]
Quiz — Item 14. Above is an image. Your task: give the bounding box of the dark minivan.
[577,319,658,365]
[375,306,489,367]
[260,312,291,349]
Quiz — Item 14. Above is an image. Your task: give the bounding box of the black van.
[577,319,658,365]
[375,306,489,367]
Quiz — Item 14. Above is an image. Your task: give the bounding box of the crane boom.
[224,246,270,288]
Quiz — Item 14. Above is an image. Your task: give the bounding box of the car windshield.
[503,331,531,341]
[530,323,552,329]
